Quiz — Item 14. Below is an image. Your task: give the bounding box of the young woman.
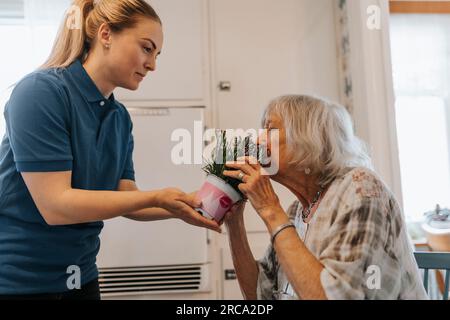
[0,0,220,299]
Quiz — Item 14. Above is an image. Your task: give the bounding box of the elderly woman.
[223,95,427,300]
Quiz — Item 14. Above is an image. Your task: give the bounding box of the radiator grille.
[98,264,204,296]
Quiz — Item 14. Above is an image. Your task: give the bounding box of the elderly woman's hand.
[222,200,246,226]
[224,157,282,221]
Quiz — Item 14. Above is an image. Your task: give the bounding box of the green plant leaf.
[202,130,258,197]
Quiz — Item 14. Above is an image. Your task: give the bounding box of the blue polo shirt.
[0,60,135,295]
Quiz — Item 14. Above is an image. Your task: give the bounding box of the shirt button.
[100,101,105,107]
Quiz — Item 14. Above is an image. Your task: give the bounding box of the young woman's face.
[108,17,164,90]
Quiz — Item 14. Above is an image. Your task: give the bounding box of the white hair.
[262,94,373,186]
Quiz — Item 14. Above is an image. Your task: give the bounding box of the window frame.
[390,1,450,14]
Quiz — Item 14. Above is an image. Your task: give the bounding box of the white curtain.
[391,15,450,300]
[390,14,450,221]
[333,0,354,114]
[390,14,450,97]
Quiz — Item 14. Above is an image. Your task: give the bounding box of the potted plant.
[195,130,258,222]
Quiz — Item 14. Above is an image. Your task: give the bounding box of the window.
[390,3,450,220]
[0,0,69,138]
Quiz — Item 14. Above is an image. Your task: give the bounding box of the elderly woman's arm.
[262,206,328,299]
[224,160,328,299]
[224,203,259,299]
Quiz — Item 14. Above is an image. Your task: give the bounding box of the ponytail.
[40,0,161,69]
[41,0,94,69]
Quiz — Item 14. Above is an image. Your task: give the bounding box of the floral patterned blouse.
[256,167,428,300]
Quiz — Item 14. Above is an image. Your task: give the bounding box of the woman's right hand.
[155,188,222,233]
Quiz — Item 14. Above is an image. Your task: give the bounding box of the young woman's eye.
[143,47,153,54]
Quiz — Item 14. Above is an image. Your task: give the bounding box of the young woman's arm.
[21,171,220,232]
[117,179,174,222]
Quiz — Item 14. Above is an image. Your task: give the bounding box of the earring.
[105,44,110,49]
[304,168,311,175]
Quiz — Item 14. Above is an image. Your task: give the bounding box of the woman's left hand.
[224,157,282,219]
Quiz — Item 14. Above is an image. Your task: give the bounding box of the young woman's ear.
[97,22,112,49]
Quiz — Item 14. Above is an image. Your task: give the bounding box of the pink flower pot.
[196,174,242,222]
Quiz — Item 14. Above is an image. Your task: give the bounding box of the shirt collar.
[67,59,115,103]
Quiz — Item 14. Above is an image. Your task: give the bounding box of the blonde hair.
[41,0,161,69]
[262,95,373,186]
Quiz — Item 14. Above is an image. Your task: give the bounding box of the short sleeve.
[5,73,73,172]
[120,113,135,181]
[318,196,387,300]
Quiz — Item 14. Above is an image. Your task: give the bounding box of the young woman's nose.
[145,56,157,72]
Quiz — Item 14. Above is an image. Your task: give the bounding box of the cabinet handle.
[219,81,231,91]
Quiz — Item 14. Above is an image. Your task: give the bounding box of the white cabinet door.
[114,0,207,104]
[97,107,208,268]
[219,234,269,299]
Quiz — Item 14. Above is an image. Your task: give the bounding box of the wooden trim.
[390,1,450,14]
